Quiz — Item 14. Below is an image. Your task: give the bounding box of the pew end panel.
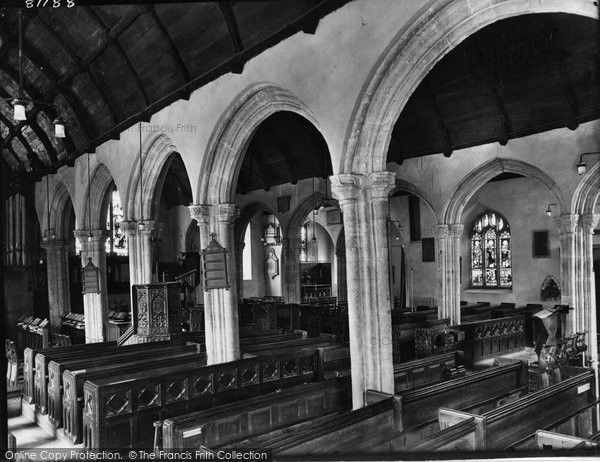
[438,408,486,451]
[365,390,402,431]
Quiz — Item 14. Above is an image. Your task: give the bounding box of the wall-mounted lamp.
[546,203,558,217]
[576,151,600,175]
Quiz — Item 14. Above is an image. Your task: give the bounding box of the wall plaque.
[201,235,230,290]
[82,257,100,294]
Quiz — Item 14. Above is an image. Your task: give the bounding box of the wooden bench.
[24,341,117,405]
[33,341,173,414]
[82,348,320,449]
[455,315,526,363]
[47,343,201,429]
[226,391,401,457]
[393,352,459,391]
[61,349,206,444]
[437,366,596,450]
[392,318,450,363]
[160,378,352,450]
[533,430,598,450]
[402,416,478,452]
[396,361,526,430]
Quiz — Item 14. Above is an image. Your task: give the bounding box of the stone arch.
[391,179,438,223]
[79,161,116,230]
[47,181,75,240]
[125,132,182,221]
[234,201,277,247]
[284,191,330,240]
[342,0,597,175]
[444,158,567,224]
[197,82,327,205]
[572,161,600,215]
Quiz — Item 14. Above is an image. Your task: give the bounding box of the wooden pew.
[34,341,174,414]
[393,352,459,391]
[47,343,201,428]
[533,430,598,450]
[392,318,450,363]
[436,366,596,450]
[82,349,320,449]
[316,345,350,381]
[62,350,205,445]
[455,315,526,363]
[242,335,333,355]
[226,391,401,456]
[24,342,117,405]
[460,302,490,316]
[402,417,479,452]
[396,362,526,430]
[160,378,352,450]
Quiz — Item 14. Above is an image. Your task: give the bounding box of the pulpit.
[132,283,181,342]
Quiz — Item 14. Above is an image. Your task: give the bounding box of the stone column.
[74,229,109,343]
[554,214,579,335]
[190,204,241,365]
[121,221,139,286]
[41,239,71,332]
[138,220,158,284]
[281,237,302,303]
[331,172,395,409]
[336,244,347,303]
[449,224,464,325]
[433,224,450,321]
[581,214,600,366]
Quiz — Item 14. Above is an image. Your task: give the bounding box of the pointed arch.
[572,161,600,215]
[234,201,277,246]
[342,0,597,174]
[125,132,186,221]
[443,158,567,224]
[79,161,116,230]
[284,191,332,240]
[47,181,75,240]
[197,82,328,204]
[391,178,438,223]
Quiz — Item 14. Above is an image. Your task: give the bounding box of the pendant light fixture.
[86,153,93,241]
[137,121,145,231]
[42,175,55,241]
[311,177,316,242]
[3,10,66,138]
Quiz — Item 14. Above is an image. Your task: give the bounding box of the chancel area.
[2,0,600,457]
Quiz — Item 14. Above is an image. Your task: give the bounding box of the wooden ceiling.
[237,111,332,194]
[389,13,600,163]
[0,0,349,177]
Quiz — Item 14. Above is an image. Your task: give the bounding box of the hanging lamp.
[2,10,66,138]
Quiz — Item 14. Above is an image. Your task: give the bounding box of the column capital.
[553,214,579,235]
[73,229,109,242]
[40,239,69,251]
[188,204,210,224]
[217,204,239,223]
[138,219,158,236]
[582,213,600,234]
[367,171,396,200]
[120,220,138,236]
[433,224,449,239]
[330,173,363,204]
[450,223,464,238]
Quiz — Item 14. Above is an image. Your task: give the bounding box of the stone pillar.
[336,244,347,303]
[74,229,109,343]
[281,237,302,303]
[449,224,464,325]
[581,214,600,367]
[138,220,158,284]
[190,204,241,365]
[433,224,450,321]
[554,214,579,335]
[331,172,395,409]
[41,239,71,332]
[121,221,139,286]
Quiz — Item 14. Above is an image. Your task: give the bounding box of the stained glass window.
[300,225,308,262]
[470,211,511,288]
[106,187,127,256]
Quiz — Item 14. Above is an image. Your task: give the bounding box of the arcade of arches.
[2,0,600,454]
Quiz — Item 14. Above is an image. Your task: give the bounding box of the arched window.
[300,225,308,262]
[470,211,511,288]
[106,187,127,256]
